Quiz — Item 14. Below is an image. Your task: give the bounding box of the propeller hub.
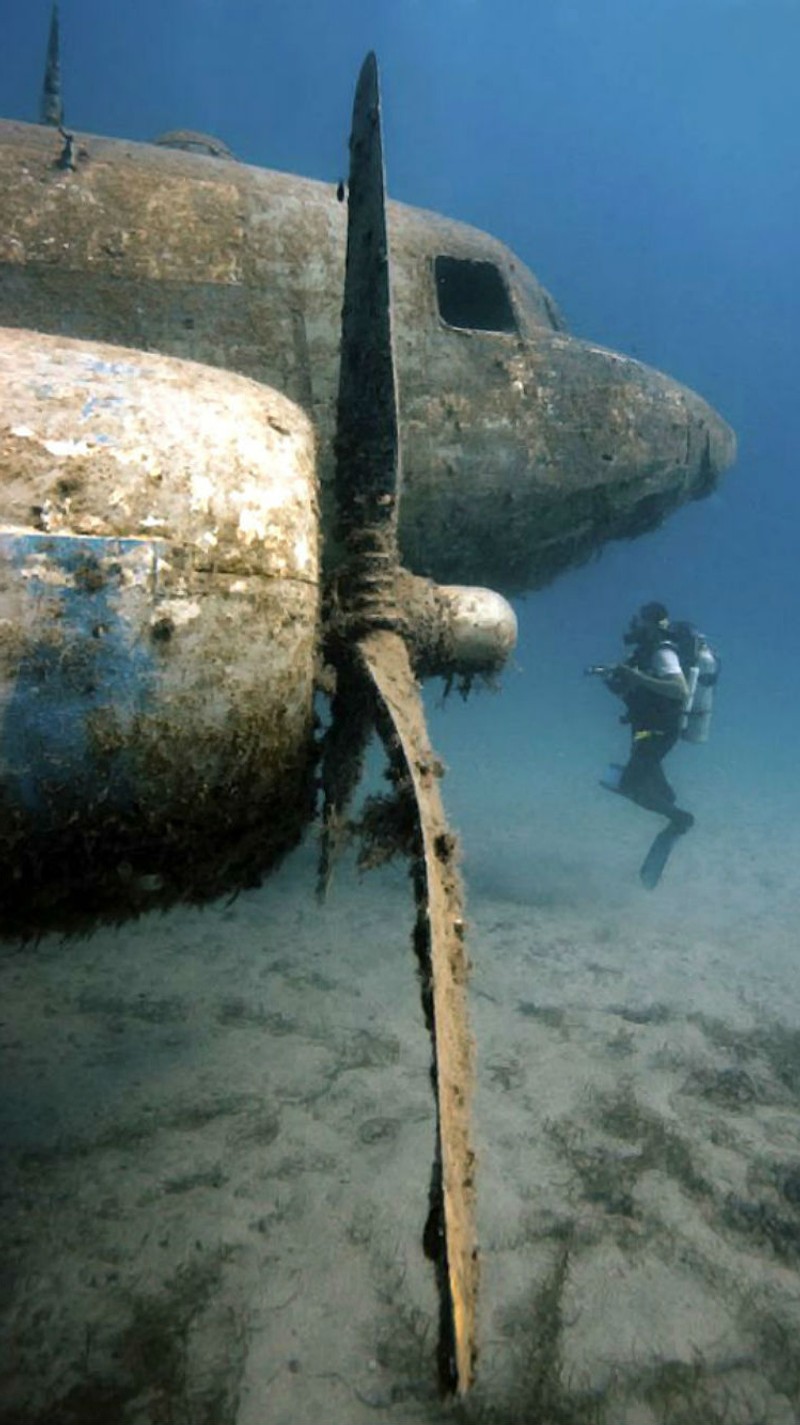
[436,585,517,671]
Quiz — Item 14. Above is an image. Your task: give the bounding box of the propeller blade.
[334,50,400,550]
[359,628,478,1394]
[322,52,478,1394]
[319,50,402,880]
[316,646,376,898]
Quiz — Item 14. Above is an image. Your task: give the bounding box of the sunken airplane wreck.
[0,25,736,927]
[0,15,735,1400]
[0,19,735,937]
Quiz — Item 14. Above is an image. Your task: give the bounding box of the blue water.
[2,4,799,1421]
[4,0,797,768]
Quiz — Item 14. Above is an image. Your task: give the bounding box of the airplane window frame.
[433,255,519,335]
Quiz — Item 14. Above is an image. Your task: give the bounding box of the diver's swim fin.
[639,824,682,889]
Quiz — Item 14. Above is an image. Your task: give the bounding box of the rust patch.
[359,629,478,1392]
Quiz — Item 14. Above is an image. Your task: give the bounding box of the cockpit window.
[434,256,518,334]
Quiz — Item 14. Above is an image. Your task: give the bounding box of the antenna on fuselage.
[40,4,63,128]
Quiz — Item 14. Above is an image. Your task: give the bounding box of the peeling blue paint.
[0,533,163,824]
[80,394,126,421]
[83,358,142,379]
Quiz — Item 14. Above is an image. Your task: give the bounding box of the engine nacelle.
[0,327,320,933]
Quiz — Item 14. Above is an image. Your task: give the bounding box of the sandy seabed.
[2,764,800,1425]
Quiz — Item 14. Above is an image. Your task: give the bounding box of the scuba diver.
[588,601,719,889]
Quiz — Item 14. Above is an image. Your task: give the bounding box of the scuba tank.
[678,635,718,746]
[661,620,721,743]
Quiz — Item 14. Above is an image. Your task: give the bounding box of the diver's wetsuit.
[620,729,693,830]
[618,645,694,834]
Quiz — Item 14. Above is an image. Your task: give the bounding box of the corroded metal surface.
[361,627,478,1394]
[322,58,477,1395]
[334,52,399,540]
[0,118,736,595]
[0,329,319,933]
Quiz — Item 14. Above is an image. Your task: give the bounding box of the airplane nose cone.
[541,334,737,514]
[398,331,736,596]
[516,335,737,587]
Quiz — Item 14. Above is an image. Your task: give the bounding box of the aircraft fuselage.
[0,119,736,594]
